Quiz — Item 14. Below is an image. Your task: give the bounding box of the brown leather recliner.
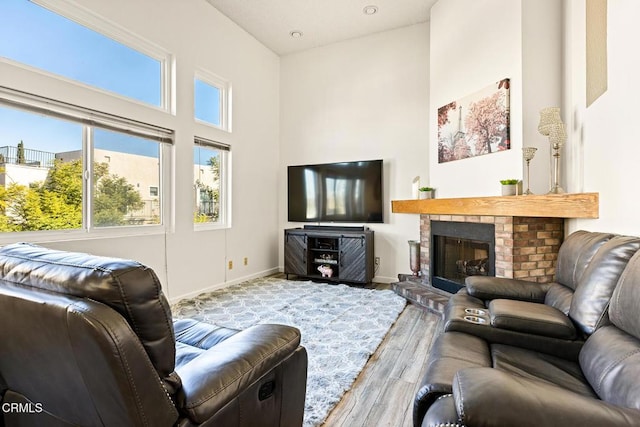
[0,243,307,427]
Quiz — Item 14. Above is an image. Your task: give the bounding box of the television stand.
[284,227,374,284]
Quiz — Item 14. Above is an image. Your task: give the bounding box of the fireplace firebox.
[431,221,495,293]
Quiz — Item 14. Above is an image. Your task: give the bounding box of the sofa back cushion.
[609,249,640,340]
[569,236,640,336]
[555,231,613,290]
[543,283,574,314]
[0,243,176,382]
[0,283,178,426]
[580,249,640,410]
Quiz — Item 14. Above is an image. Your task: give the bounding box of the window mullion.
[84,126,93,232]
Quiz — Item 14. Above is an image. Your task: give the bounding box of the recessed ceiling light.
[289,30,303,38]
[363,5,378,15]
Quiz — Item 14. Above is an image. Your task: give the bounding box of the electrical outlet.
[228,260,233,270]
[375,257,381,266]
[244,257,248,266]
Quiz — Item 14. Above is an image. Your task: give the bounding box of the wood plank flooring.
[322,300,442,427]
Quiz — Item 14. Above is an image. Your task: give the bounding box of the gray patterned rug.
[171,276,407,426]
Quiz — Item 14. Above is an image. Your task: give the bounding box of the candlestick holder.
[548,123,567,194]
[538,107,567,194]
[522,147,537,195]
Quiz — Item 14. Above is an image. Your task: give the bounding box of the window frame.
[0,86,174,244]
[194,69,232,132]
[0,0,174,112]
[193,137,231,231]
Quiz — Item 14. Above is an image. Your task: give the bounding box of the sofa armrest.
[465,276,550,302]
[175,324,303,424]
[488,299,577,339]
[452,368,640,426]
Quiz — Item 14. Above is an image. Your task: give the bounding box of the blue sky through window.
[0,106,81,154]
[194,145,220,166]
[94,128,159,158]
[0,0,220,159]
[0,0,162,107]
[194,79,221,126]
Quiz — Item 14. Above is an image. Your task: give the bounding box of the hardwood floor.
[322,300,442,427]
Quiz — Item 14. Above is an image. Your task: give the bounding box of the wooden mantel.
[391,192,599,219]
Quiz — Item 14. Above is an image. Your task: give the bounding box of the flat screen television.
[287,159,383,223]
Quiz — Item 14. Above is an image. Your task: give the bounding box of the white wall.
[567,0,640,235]
[279,24,430,282]
[10,0,632,297]
[429,0,562,197]
[428,0,639,237]
[0,0,280,301]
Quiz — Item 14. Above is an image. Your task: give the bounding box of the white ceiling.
[205,0,438,56]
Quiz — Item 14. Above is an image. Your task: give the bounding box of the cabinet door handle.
[340,251,344,267]
[303,248,306,263]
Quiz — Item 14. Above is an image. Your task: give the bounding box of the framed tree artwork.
[438,78,510,164]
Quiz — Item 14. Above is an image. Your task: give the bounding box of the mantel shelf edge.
[391,192,599,219]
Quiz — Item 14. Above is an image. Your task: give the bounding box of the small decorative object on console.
[499,179,519,196]
[418,187,435,199]
[317,264,333,278]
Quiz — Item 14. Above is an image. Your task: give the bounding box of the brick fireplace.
[421,214,564,287]
[390,193,598,310]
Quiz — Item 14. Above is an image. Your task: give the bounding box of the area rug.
[171,276,407,427]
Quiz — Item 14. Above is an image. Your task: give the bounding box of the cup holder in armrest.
[464,308,487,316]
[463,315,487,325]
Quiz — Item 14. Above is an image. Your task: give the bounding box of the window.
[149,186,159,197]
[0,88,172,235]
[195,70,231,131]
[193,138,230,227]
[93,129,162,227]
[0,0,170,108]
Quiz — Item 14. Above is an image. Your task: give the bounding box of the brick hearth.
[421,214,564,283]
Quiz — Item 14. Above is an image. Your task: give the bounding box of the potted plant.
[418,187,435,199]
[500,179,520,196]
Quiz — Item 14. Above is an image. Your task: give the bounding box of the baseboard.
[169,267,280,304]
[373,275,397,284]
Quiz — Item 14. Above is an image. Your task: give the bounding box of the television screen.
[288,159,383,223]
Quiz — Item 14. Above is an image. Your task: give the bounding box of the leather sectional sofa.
[0,243,308,427]
[414,230,640,426]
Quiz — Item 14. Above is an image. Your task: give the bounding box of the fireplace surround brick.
[421,214,564,284]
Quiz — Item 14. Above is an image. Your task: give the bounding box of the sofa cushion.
[491,344,597,399]
[488,299,576,339]
[174,318,239,367]
[569,235,640,335]
[0,243,176,383]
[543,282,574,314]
[610,250,640,339]
[0,283,179,426]
[580,326,640,410]
[450,368,640,426]
[554,231,613,290]
[413,331,491,427]
[583,251,640,411]
[465,276,549,302]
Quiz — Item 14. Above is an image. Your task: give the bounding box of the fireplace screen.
[431,221,495,293]
[435,236,489,283]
